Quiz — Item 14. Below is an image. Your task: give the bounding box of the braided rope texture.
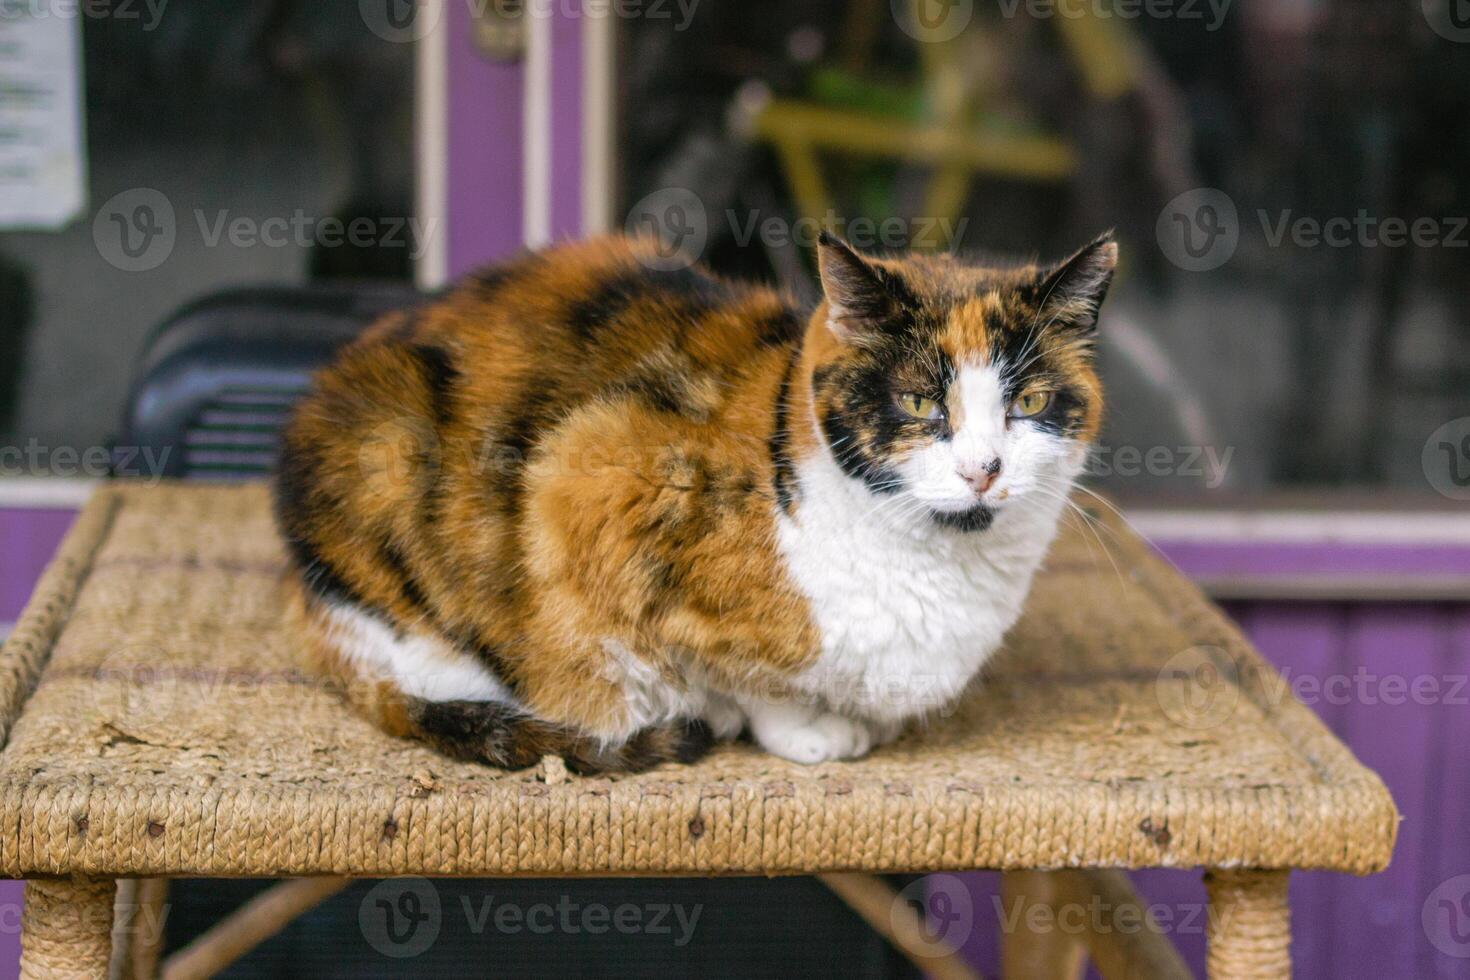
[1205,869,1292,979]
[0,484,1397,879]
[20,877,115,978]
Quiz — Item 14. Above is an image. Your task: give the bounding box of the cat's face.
[805,233,1115,532]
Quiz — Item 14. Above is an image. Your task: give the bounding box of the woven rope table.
[0,485,1396,979]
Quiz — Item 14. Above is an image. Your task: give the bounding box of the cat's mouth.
[928,503,997,533]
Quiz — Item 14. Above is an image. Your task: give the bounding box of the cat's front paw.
[758,712,872,764]
[700,692,747,740]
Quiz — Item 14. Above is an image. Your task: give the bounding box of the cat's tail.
[320,654,715,774]
[393,697,715,775]
[285,578,715,775]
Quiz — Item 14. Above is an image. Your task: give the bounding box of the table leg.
[999,871,1086,980]
[1204,869,1291,980]
[20,877,117,980]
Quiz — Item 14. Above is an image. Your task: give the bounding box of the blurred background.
[1,1,1468,977]
[3,0,1469,495]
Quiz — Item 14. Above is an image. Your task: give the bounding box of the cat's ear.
[1033,231,1118,336]
[817,231,896,342]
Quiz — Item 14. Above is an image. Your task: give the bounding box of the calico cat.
[274,231,1115,773]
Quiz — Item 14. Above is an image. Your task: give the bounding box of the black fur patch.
[411,343,460,429]
[411,699,542,769]
[768,348,801,514]
[930,505,996,533]
[565,266,730,340]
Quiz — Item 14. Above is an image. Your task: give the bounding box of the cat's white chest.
[776,457,1062,725]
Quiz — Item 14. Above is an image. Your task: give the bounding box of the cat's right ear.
[817,232,895,342]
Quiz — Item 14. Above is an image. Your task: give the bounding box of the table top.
[0,484,1397,879]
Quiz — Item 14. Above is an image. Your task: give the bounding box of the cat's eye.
[1010,391,1053,419]
[897,393,943,421]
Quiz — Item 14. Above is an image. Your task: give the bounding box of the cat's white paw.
[868,717,907,747]
[701,693,746,740]
[759,712,873,764]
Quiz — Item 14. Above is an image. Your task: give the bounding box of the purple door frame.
[422,0,612,283]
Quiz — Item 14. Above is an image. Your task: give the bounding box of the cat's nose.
[959,458,1002,495]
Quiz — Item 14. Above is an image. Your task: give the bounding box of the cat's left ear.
[1033,231,1119,336]
[816,231,898,342]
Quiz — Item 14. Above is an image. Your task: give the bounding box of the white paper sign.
[0,5,86,229]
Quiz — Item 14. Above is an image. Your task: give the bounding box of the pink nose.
[960,459,1002,495]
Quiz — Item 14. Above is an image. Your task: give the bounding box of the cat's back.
[421,236,800,407]
[275,237,806,636]
[311,237,801,432]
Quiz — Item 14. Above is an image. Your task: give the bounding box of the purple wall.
[953,599,1468,979]
[0,508,74,980]
[0,509,74,624]
[444,0,524,277]
[1233,601,1469,979]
